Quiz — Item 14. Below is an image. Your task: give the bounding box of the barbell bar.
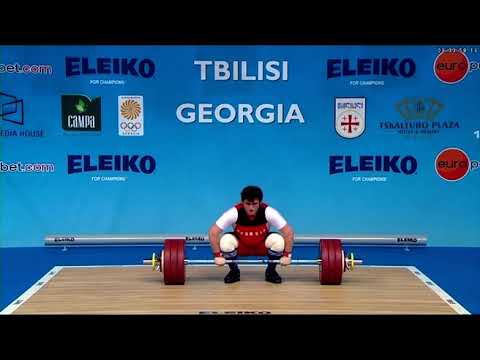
[143,258,363,267]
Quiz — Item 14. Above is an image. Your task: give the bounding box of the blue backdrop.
[1,45,479,247]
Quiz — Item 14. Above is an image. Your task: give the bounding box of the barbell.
[143,239,363,285]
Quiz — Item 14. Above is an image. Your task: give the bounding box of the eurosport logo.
[0,62,53,75]
[65,57,156,83]
[327,58,416,86]
[335,97,366,139]
[435,148,479,181]
[119,96,143,136]
[67,155,156,175]
[434,51,470,84]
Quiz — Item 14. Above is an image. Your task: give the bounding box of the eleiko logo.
[65,57,155,78]
[434,51,470,84]
[67,155,156,174]
[435,148,471,181]
[329,155,417,175]
[62,95,101,131]
[54,237,75,243]
[327,58,416,79]
[335,97,366,139]
[397,237,418,243]
[119,96,144,136]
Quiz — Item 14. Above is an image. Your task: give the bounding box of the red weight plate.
[163,239,175,284]
[321,239,333,284]
[175,239,186,284]
[163,239,186,285]
[320,239,343,285]
[169,240,180,284]
[320,240,329,284]
[331,239,343,285]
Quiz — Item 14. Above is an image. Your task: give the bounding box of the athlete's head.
[241,186,263,217]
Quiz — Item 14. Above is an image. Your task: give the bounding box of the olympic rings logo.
[120,122,142,130]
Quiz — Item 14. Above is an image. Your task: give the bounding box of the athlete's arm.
[265,207,294,253]
[279,223,294,253]
[208,207,238,254]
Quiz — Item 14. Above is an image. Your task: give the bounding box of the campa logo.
[61,95,101,132]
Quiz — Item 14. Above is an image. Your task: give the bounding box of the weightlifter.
[208,186,294,284]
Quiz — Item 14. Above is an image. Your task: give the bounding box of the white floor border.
[364,265,470,314]
[1,264,471,315]
[0,266,64,315]
[406,266,470,315]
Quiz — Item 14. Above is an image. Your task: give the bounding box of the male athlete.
[208,186,294,284]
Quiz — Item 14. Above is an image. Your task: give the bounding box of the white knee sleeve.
[265,233,285,253]
[220,233,239,253]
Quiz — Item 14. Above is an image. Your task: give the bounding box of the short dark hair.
[241,186,263,202]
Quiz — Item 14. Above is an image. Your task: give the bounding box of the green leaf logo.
[75,98,88,113]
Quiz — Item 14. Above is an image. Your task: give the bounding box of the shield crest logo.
[335,97,366,139]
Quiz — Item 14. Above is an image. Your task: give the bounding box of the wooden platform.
[3,265,468,314]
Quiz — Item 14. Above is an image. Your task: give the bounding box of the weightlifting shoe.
[265,268,282,284]
[224,268,240,284]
